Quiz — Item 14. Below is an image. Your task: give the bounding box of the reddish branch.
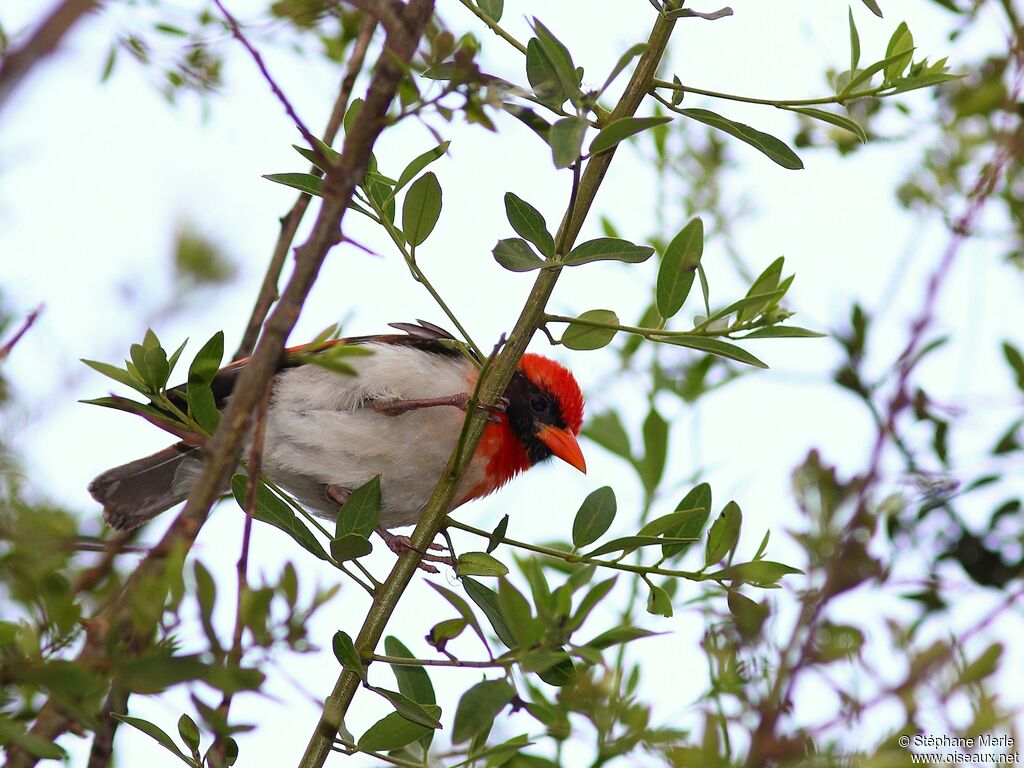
[1,1,433,765]
[234,14,378,360]
[0,305,43,361]
[744,41,1024,768]
[0,0,99,112]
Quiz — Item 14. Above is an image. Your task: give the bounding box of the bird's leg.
[326,484,351,506]
[371,393,509,423]
[375,526,453,574]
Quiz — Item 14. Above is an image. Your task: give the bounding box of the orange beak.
[537,425,587,474]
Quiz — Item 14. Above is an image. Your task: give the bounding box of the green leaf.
[428,581,492,649]
[548,116,588,168]
[477,0,503,21]
[561,309,619,351]
[384,636,436,706]
[583,535,694,558]
[262,172,323,197]
[589,116,671,155]
[230,476,330,561]
[368,686,442,729]
[358,710,435,753]
[961,643,1003,685]
[883,22,913,85]
[505,193,555,257]
[841,49,916,95]
[1003,342,1024,391]
[335,476,381,538]
[662,483,712,558]
[599,43,648,94]
[572,486,617,548]
[886,72,961,95]
[584,626,659,650]
[529,19,580,104]
[740,256,785,319]
[728,591,769,637]
[679,108,803,170]
[111,715,198,767]
[487,515,509,554]
[705,501,742,567]
[783,106,867,142]
[343,97,364,134]
[452,680,515,744]
[526,38,566,108]
[568,576,617,633]
[741,325,826,339]
[395,141,450,193]
[710,560,803,587]
[582,410,632,461]
[657,217,704,318]
[402,171,442,246]
[333,631,366,681]
[860,0,883,17]
[187,331,224,433]
[177,715,200,755]
[330,533,373,562]
[117,654,209,694]
[498,578,540,647]
[428,618,468,650]
[493,238,545,272]
[503,102,552,140]
[292,138,340,172]
[81,358,149,394]
[563,238,654,266]
[639,408,669,492]
[646,583,673,617]
[849,8,861,71]
[456,551,510,578]
[0,718,66,760]
[653,335,768,369]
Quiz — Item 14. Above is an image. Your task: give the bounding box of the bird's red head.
[518,354,584,435]
[462,354,586,505]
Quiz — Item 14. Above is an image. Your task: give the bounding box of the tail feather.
[89,443,200,530]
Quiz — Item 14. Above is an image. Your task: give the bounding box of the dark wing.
[168,320,463,410]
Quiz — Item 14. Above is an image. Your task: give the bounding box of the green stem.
[376,200,484,359]
[370,653,513,668]
[651,77,884,107]
[446,518,703,580]
[456,0,528,55]
[297,10,678,768]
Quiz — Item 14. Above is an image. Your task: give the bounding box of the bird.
[88,321,585,568]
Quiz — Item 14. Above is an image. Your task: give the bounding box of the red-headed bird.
[89,321,585,565]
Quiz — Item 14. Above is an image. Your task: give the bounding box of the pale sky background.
[2,0,1023,766]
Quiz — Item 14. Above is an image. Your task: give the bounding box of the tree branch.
[0,0,99,113]
[234,14,378,360]
[297,10,678,768]
[1,2,431,765]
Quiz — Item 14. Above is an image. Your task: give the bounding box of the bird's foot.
[326,484,351,506]
[375,526,453,574]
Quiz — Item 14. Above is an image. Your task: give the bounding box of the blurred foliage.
[2,1,1023,768]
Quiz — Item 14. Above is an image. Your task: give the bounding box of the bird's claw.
[375,527,453,573]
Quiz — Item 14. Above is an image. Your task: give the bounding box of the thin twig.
[234,15,377,360]
[209,380,272,764]
[212,0,328,167]
[743,42,1024,768]
[298,11,679,768]
[85,684,128,768]
[2,3,429,764]
[0,304,43,361]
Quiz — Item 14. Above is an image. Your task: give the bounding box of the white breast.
[256,343,486,528]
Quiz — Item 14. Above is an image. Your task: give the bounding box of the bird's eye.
[529,394,548,414]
